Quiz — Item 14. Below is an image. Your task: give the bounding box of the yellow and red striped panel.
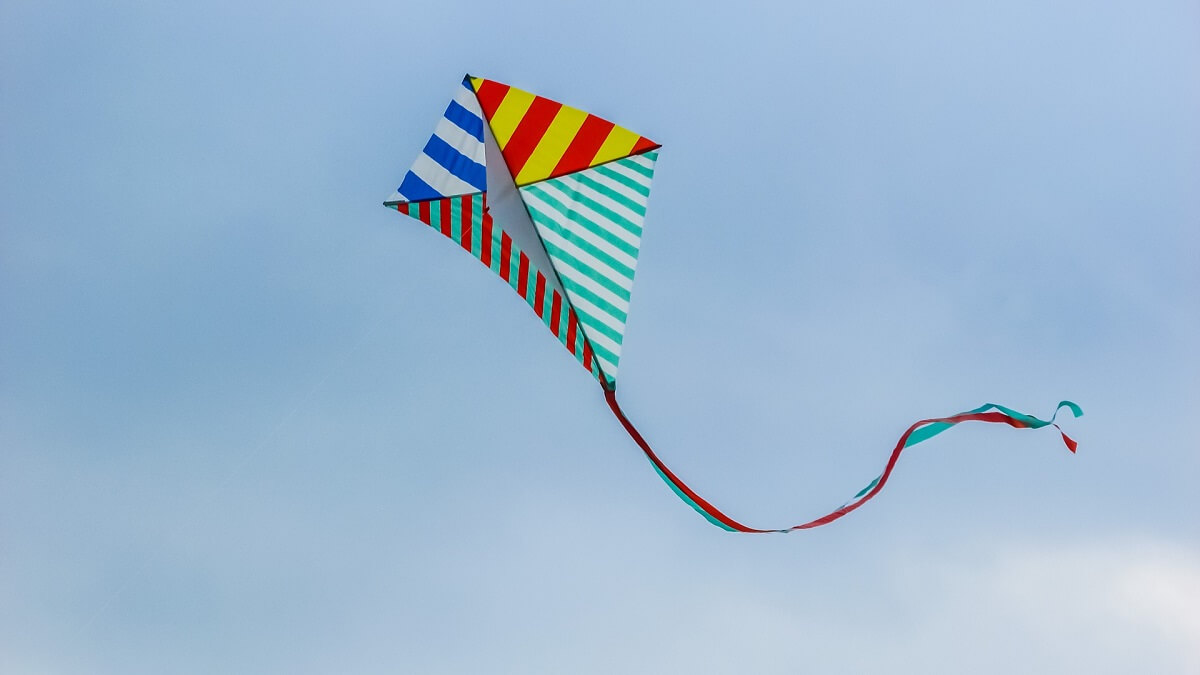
[470,77,658,186]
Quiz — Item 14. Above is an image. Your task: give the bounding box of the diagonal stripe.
[488,86,535,148]
[561,171,646,221]
[567,298,625,346]
[443,99,484,143]
[422,134,486,191]
[434,117,487,166]
[527,178,643,242]
[532,177,643,240]
[584,172,648,217]
[516,104,589,185]
[549,258,629,321]
[471,78,508,119]
[594,162,651,197]
[574,309,623,357]
[521,186,639,264]
[397,171,440,202]
[542,176,644,237]
[573,316,621,378]
[528,181,641,249]
[532,216,635,296]
[523,188,638,273]
[552,115,614,177]
[592,125,641,166]
[408,154,478,199]
[625,150,658,178]
[590,163,651,202]
[501,96,562,179]
[542,255,631,324]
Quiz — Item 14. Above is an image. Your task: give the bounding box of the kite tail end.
[1057,427,1079,453]
[1051,400,1084,454]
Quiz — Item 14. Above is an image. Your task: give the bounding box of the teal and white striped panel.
[518,150,657,383]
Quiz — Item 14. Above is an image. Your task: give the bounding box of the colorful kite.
[383,75,1082,532]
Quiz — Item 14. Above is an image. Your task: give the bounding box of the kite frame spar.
[384,74,1082,533]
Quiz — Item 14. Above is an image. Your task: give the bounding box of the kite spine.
[605,391,1082,533]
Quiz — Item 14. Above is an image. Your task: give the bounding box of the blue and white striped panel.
[387,78,487,203]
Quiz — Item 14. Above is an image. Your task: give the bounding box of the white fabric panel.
[481,118,566,300]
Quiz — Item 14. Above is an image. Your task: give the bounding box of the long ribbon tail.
[603,390,1082,533]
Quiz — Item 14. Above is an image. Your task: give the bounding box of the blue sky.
[2,1,1198,672]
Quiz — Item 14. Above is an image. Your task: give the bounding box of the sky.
[2,1,1198,673]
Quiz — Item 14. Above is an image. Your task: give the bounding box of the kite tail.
[603,390,1082,533]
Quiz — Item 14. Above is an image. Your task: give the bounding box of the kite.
[382,75,1082,532]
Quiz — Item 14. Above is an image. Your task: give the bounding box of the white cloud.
[795,537,1200,674]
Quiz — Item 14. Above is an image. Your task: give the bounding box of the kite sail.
[383,75,1082,532]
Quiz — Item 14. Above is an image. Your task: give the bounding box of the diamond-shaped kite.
[383,75,1082,532]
